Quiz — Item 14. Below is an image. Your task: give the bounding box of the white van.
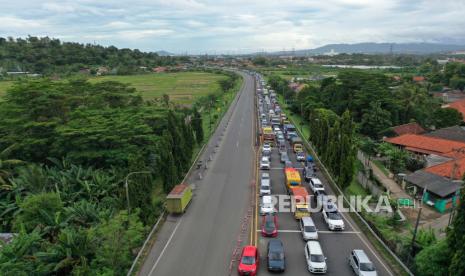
[349,249,377,276]
[260,195,276,216]
[304,241,327,274]
[300,217,318,240]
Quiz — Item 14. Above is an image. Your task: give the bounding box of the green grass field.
[0,72,227,104]
[0,81,14,97]
[88,72,227,104]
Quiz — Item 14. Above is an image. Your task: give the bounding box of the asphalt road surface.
[256,80,394,276]
[139,72,256,276]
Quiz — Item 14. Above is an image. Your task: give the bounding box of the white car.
[260,195,276,215]
[262,143,272,153]
[260,156,271,170]
[323,203,345,231]
[260,173,271,196]
[273,126,281,134]
[305,241,327,274]
[349,249,377,276]
[300,217,318,240]
[309,178,325,194]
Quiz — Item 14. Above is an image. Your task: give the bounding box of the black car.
[267,239,285,272]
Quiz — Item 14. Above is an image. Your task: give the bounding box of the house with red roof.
[425,157,465,180]
[385,134,465,157]
[444,99,465,122]
[412,76,425,83]
[385,133,465,213]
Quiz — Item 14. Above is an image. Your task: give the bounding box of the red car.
[238,245,259,276]
[261,214,278,237]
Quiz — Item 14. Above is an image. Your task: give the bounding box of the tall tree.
[360,101,392,139]
[447,187,465,275]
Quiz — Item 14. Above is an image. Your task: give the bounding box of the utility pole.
[125,171,152,215]
[409,186,426,264]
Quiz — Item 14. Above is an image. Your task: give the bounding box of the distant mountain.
[265,42,465,56]
[156,50,175,56]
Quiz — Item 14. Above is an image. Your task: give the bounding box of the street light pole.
[125,171,151,215]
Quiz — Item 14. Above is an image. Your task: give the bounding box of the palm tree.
[0,144,24,185]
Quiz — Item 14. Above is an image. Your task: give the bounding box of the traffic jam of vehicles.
[237,75,378,276]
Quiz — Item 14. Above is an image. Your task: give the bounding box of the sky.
[1,0,465,54]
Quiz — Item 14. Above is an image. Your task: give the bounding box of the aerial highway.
[139,71,256,276]
[254,75,394,276]
[138,71,395,276]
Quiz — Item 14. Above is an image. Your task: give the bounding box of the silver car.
[349,249,377,276]
[260,156,271,170]
[260,173,271,196]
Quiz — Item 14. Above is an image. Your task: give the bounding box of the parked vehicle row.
[238,73,377,276]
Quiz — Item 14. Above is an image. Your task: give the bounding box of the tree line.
[0,79,205,274]
[0,36,187,76]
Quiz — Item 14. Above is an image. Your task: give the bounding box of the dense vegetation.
[272,70,463,141]
[0,36,187,76]
[267,65,465,275]
[414,186,465,276]
[0,77,215,274]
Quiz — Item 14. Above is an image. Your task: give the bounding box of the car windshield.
[261,185,270,190]
[360,262,375,271]
[269,252,284,261]
[265,218,275,230]
[241,256,255,265]
[304,225,316,232]
[328,211,342,220]
[262,174,269,179]
[310,254,325,263]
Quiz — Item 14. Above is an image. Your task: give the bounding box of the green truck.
[166,184,192,214]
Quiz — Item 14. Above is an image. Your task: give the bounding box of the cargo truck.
[291,187,310,219]
[166,184,192,214]
[285,167,302,192]
[262,126,275,144]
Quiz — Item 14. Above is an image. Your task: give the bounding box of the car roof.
[268,239,283,250]
[311,178,322,184]
[262,195,272,202]
[243,245,257,256]
[301,216,315,226]
[353,249,371,263]
[306,241,323,254]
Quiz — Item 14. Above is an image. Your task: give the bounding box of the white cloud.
[1,0,465,53]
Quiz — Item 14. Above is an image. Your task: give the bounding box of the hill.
[266,42,465,56]
[0,36,185,75]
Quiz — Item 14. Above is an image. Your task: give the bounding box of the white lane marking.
[149,218,183,276]
[255,229,360,234]
[236,141,239,148]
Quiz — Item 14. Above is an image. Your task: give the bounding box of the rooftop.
[425,126,465,143]
[385,134,465,157]
[444,99,465,122]
[425,157,465,180]
[392,122,425,136]
[404,170,462,198]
